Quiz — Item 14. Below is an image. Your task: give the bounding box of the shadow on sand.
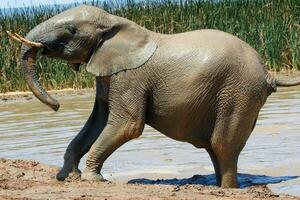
[128,173,299,188]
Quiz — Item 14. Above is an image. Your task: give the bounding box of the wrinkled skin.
[17,5,300,188]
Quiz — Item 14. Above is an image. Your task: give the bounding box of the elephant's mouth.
[68,62,81,71]
[41,46,81,71]
[41,45,62,58]
[41,46,50,55]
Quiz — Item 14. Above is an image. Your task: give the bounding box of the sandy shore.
[0,158,299,200]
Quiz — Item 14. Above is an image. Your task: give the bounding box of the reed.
[0,0,299,92]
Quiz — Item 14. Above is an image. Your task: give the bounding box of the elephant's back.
[151,29,269,92]
[167,29,251,49]
[152,29,263,73]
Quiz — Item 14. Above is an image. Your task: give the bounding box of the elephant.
[8,5,300,188]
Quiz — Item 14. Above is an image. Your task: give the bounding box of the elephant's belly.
[144,62,220,147]
[145,102,214,147]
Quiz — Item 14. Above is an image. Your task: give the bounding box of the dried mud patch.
[0,158,299,200]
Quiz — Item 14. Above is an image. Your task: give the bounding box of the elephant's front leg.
[56,97,108,181]
[81,103,145,181]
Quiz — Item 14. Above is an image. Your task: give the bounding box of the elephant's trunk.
[20,44,60,111]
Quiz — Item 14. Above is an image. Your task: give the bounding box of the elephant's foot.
[56,166,81,181]
[81,170,105,181]
[68,168,82,180]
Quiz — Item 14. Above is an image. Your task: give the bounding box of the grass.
[0,0,299,92]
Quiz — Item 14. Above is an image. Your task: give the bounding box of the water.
[0,86,300,196]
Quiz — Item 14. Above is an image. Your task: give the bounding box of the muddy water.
[0,86,300,196]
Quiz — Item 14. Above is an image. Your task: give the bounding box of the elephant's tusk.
[6,31,44,48]
[6,31,22,43]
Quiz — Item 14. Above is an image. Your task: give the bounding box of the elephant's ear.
[86,23,157,76]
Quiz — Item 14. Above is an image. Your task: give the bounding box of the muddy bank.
[0,88,95,104]
[0,158,299,200]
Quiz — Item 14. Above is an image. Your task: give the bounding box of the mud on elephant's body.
[11,5,300,188]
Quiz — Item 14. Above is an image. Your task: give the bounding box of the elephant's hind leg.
[210,106,260,188]
[56,97,108,181]
[206,148,221,186]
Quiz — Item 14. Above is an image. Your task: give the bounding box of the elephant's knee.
[123,119,144,140]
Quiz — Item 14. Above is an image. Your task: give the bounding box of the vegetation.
[0,0,299,92]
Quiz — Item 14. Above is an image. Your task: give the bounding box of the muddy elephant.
[8,5,300,188]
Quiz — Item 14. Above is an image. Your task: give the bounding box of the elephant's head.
[12,5,157,111]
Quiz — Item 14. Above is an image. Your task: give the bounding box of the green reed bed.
[0,0,299,92]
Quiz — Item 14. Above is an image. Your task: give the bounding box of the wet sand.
[1,158,299,200]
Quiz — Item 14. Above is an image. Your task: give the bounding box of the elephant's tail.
[275,78,300,87]
[264,68,300,93]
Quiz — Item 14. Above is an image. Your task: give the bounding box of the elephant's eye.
[59,42,67,48]
[58,42,67,49]
[59,42,73,53]
[66,25,77,35]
